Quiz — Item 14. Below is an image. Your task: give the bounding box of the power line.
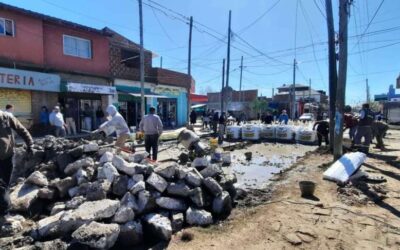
[150,6,178,44]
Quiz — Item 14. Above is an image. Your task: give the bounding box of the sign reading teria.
[66,82,117,95]
[0,67,60,92]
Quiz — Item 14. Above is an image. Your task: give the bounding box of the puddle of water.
[229,155,299,190]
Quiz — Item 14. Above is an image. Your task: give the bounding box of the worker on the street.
[0,110,34,216]
[354,103,375,147]
[371,118,389,150]
[212,111,219,135]
[218,112,226,144]
[5,104,14,117]
[190,109,197,125]
[343,105,357,143]
[313,119,329,147]
[98,105,130,149]
[278,110,289,125]
[49,106,66,137]
[139,107,163,161]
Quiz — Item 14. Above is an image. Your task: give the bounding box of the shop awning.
[64,82,116,95]
[191,104,207,109]
[118,89,167,98]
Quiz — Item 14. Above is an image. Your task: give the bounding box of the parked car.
[299,113,315,121]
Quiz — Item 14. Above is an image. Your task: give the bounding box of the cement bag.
[275,125,294,141]
[241,124,261,140]
[226,125,241,140]
[323,152,367,184]
[260,125,276,139]
[295,128,317,143]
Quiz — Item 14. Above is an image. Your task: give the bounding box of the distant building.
[375,85,400,102]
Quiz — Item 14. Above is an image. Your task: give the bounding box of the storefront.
[0,67,60,127]
[114,79,188,127]
[59,82,116,131]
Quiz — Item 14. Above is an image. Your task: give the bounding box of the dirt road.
[169,129,400,249]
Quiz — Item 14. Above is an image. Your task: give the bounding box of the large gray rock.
[133,163,153,175]
[118,221,143,246]
[146,173,168,193]
[189,187,204,207]
[112,155,136,175]
[50,203,65,215]
[113,206,135,223]
[65,196,86,210]
[112,175,129,197]
[99,151,114,163]
[137,190,156,213]
[75,168,88,185]
[171,213,184,233]
[129,152,149,163]
[38,187,56,200]
[212,191,232,217]
[34,239,68,250]
[68,146,84,159]
[97,162,119,183]
[130,180,146,195]
[56,153,75,172]
[53,177,77,198]
[185,172,202,187]
[120,192,139,212]
[9,183,40,212]
[191,157,209,168]
[86,180,111,201]
[132,174,144,182]
[143,213,172,241]
[26,171,48,187]
[186,207,213,226]
[200,164,222,178]
[66,199,120,221]
[203,177,223,196]
[167,182,191,197]
[154,162,177,179]
[175,166,191,180]
[37,211,66,237]
[71,221,120,249]
[83,143,99,153]
[64,157,94,175]
[156,197,187,211]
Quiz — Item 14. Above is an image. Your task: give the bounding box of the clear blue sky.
[3,0,400,105]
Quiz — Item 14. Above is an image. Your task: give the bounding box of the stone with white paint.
[186,207,213,226]
[146,173,168,193]
[71,221,120,249]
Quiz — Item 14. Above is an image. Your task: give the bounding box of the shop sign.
[66,82,116,95]
[0,67,60,92]
[153,86,180,96]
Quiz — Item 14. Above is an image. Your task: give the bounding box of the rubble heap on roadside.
[0,136,237,249]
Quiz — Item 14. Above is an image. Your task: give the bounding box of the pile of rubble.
[1,136,237,249]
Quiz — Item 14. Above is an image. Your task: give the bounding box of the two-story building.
[106,27,193,127]
[0,3,116,131]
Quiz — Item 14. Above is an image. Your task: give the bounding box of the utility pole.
[291,58,297,120]
[366,78,370,103]
[160,56,163,68]
[221,59,225,113]
[138,0,145,118]
[226,10,232,88]
[187,16,193,123]
[309,78,311,103]
[239,56,243,102]
[325,0,338,151]
[334,0,350,159]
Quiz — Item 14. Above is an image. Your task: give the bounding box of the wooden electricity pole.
[160,56,163,68]
[187,16,193,123]
[291,58,297,120]
[221,59,226,113]
[226,10,232,88]
[138,0,145,118]
[334,0,350,159]
[325,0,338,151]
[239,56,243,102]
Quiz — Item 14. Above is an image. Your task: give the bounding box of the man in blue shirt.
[278,110,289,125]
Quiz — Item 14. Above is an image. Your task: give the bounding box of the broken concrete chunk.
[130,180,146,195]
[112,155,136,175]
[200,164,222,178]
[156,197,188,211]
[53,177,77,198]
[56,153,75,172]
[9,183,40,212]
[189,187,205,207]
[99,151,114,163]
[65,196,86,210]
[112,175,129,197]
[143,213,172,241]
[146,173,168,193]
[113,206,135,223]
[134,163,153,175]
[63,199,120,224]
[212,191,232,217]
[120,192,139,212]
[118,221,143,246]
[71,221,120,249]
[75,168,88,185]
[186,207,213,226]
[167,182,191,197]
[154,162,177,179]
[50,203,65,215]
[83,143,99,153]
[64,157,94,175]
[68,146,84,159]
[132,174,144,183]
[185,171,202,187]
[1,215,25,236]
[97,162,120,183]
[191,157,209,169]
[26,171,48,187]
[34,239,68,250]
[37,211,66,238]
[86,180,111,201]
[175,166,191,179]
[38,187,56,200]
[137,190,157,213]
[203,177,223,196]
[130,152,149,163]
[171,213,184,233]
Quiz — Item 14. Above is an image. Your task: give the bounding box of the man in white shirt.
[139,107,163,161]
[4,104,14,117]
[49,106,66,137]
[98,105,130,149]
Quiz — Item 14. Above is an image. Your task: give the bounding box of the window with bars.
[63,35,92,59]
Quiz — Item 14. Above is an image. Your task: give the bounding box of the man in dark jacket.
[354,103,375,147]
[0,110,34,215]
[313,119,329,147]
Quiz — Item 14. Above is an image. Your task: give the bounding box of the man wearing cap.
[49,106,66,137]
[98,105,130,148]
[0,110,33,215]
[139,107,163,161]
